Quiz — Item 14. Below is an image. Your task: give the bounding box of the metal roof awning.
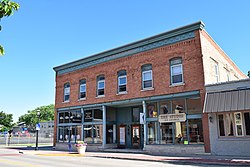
[204,89,250,113]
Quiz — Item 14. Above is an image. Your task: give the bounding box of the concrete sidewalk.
[4,146,250,166]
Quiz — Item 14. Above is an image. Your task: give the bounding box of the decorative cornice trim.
[54,21,205,75]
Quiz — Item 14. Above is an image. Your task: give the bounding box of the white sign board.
[119,127,125,145]
[159,113,186,123]
[36,123,40,131]
[140,113,145,124]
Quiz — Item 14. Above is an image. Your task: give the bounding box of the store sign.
[159,113,186,123]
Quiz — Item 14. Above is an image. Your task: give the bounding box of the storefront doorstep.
[144,145,205,155]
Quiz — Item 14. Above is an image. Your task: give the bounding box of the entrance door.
[132,125,140,149]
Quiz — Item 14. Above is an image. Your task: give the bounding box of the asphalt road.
[0,148,241,167]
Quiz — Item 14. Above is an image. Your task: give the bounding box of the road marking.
[0,158,42,167]
[37,153,85,157]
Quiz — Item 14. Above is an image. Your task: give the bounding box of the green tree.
[0,111,13,131]
[248,71,250,78]
[18,104,55,130]
[0,0,19,55]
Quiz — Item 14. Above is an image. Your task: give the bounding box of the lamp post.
[35,110,41,150]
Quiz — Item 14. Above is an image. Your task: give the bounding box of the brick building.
[53,21,246,154]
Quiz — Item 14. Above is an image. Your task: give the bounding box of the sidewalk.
[4,146,250,166]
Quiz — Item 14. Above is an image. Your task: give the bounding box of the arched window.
[141,64,153,89]
[97,75,105,96]
[79,79,86,99]
[170,58,183,85]
[64,82,70,102]
[117,70,127,93]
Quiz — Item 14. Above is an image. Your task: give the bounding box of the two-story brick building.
[53,21,246,154]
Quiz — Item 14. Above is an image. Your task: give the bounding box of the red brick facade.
[53,22,246,153]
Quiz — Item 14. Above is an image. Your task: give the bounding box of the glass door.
[132,125,140,148]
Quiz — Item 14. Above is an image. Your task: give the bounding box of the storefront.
[204,79,250,156]
[56,90,205,153]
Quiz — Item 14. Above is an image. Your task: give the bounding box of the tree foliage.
[0,111,13,131]
[0,0,19,55]
[18,104,55,130]
[248,71,250,78]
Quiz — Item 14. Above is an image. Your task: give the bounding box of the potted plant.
[75,141,87,155]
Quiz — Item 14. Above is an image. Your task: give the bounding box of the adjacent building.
[53,21,246,154]
[204,79,250,156]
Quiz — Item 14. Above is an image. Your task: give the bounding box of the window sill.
[169,83,185,87]
[96,95,105,98]
[117,91,128,95]
[62,101,70,103]
[141,87,154,92]
[78,98,86,101]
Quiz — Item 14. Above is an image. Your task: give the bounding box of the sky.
[0,0,249,122]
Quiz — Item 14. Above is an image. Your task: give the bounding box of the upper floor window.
[142,64,153,89]
[64,83,70,102]
[97,75,105,97]
[215,63,219,83]
[79,79,86,99]
[118,70,127,93]
[170,58,183,85]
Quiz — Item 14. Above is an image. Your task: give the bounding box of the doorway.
[132,125,140,149]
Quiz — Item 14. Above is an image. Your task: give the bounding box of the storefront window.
[244,112,250,135]
[218,114,225,136]
[93,124,103,143]
[159,101,171,114]
[84,110,93,122]
[84,125,103,144]
[160,123,173,144]
[147,103,158,118]
[174,122,187,144]
[172,99,185,114]
[132,107,140,122]
[93,109,103,122]
[225,113,235,136]
[188,119,203,144]
[84,125,93,143]
[58,126,64,142]
[147,122,158,144]
[187,98,202,114]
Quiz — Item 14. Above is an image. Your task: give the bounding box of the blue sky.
[0,0,249,122]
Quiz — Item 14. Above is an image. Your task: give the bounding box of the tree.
[0,0,19,55]
[0,111,13,131]
[248,71,250,78]
[18,104,55,130]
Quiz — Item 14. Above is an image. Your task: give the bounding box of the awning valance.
[204,89,250,113]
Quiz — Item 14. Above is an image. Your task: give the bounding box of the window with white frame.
[170,58,183,85]
[79,79,86,99]
[118,70,127,93]
[97,75,105,96]
[217,111,250,137]
[142,64,153,89]
[215,63,219,83]
[64,83,70,102]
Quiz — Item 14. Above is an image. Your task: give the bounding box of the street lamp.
[35,110,41,150]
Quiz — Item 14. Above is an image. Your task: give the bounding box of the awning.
[204,89,250,113]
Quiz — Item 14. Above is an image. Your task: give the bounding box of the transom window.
[118,70,127,93]
[97,75,105,96]
[170,58,183,85]
[142,64,153,89]
[79,79,86,99]
[64,83,70,102]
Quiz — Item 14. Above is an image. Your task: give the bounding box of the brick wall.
[55,30,205,109]
[200,30,247,85]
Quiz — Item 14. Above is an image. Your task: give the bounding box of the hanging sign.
[159,113,186,123]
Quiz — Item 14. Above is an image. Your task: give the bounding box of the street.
[0,148,242,167]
